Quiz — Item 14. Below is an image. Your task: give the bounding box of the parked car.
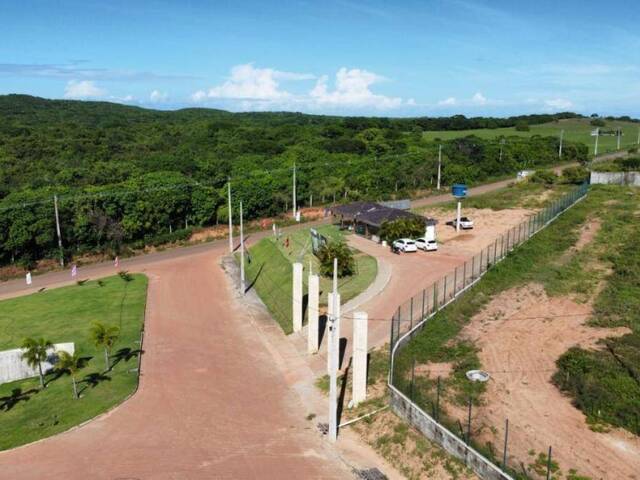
[392,238,418,253]
[446,216,474,229]
[416,238,438,251]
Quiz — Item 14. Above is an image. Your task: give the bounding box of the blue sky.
[1,0,639,116]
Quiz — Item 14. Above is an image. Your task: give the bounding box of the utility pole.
[328,257,339,442]
[227,179,233,253]
[53,194,64,267]
[617,127,621,150]
[594,128,599,156]
[239,200,245,295]
[436,145,442,190]
[558,129,564,158]
[292,162,297,218]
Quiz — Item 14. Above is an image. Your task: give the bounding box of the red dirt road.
[0,246,349,479]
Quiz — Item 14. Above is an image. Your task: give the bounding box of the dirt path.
[0,247,350,479]
[459,284,640,479]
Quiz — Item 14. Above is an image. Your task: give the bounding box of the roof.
[331,201,436,228]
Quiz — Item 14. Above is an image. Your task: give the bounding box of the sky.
[1,0,639,117]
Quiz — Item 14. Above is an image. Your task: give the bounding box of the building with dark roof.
[329,201,436,240]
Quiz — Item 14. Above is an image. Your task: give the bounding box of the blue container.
[452,183,467,198]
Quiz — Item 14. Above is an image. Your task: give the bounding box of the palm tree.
[20,337,52,389]
[89,322,119,371]
[56,351,85,399]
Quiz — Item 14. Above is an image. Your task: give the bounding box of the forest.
[0,94,589,267]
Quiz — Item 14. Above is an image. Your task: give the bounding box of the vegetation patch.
[241,225,376,333]
[0,274,147,450]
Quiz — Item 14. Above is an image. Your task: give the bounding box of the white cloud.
[544,98,573,110]
[309,68,402,109]
[471,92,487,105]
[192,63,312,101]
[438,97,457,106]
[64,80,106,99]
[149,90,169,103]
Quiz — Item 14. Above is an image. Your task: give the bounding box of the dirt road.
[0,246,350,479]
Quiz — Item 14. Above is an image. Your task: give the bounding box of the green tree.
[531,169,558,185]
[55,351,86,399]
[378,217,426,243]
[317,241,354,278]
[20,337,52,388]
[89,322,120,371]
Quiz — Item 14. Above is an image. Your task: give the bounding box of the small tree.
[317,241,354,278]
[21,337,52,389]
[379,217,426,243]
[515,121,530,131]
[56,351,86,399]
[531,169,558,186]
[89,322,120,371]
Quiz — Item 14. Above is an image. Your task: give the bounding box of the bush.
[560,166,589,184]
[317,241,354,278]
[620,156,640,171]
[515,121,530,131]
[590,118,606,127]
[530,169,557,185]
[378,217,426,242]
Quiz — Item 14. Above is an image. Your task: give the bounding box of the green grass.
[415,181,572,213]
[243,225,377,333]
[0,274,147,450]
[423,118,640,155]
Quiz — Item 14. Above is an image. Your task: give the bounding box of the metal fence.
[387,182,589,480]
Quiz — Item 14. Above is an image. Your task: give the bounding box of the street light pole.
[558,129,564,158]
[227,179,233,253]
[292,162,297,218]
[437,145,442,190]
[328,257,339,442]
[239,200,245,295]
[53,194,64,267]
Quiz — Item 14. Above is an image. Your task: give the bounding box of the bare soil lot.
[457,283,639,479]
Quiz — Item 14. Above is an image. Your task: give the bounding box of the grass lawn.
[423,117,640,155]
[414,181,572,212]
[242,225,377,333]
[0,274,147,450]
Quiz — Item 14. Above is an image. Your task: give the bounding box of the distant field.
[423,117,640,155]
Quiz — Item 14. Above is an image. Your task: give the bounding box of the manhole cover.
[466,370,490,382]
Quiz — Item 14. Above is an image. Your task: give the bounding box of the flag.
[26,272,32,285]
[71,264,77,278]
[114,256,119,268]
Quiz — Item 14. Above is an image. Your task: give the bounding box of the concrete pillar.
[352,311,368,405]
[327,292,341,373]
[292,263,303,333]
[307,274,320,353]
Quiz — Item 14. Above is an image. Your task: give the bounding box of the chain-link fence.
[388,182,589,480]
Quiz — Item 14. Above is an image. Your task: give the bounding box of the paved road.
[0,245,349,479]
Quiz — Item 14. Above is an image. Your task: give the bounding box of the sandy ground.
[456,283,640,479]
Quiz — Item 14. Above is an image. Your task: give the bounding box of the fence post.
[546,446,553,480]
[410,358,416,401]
[435,376,441,421]
[506,229,510,251]
[443,276,447,302]
[493,238,498,264]
[410,297,414,330]
[463,261,467,288]
[433,282,438,310]
[421,288,426,319]
[472,255,476,280]
[480,249,484,273]
[502,418,509,469]
[467,396,472,444]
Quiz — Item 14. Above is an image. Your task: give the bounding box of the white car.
[458,216,474,229]
[392,238,418,253]
[416,238,438,251]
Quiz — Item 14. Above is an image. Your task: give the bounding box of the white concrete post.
[456,201,462,233]
[292,262,303,332]
[307,274,320,353]
[352,311,368,405]
[327,292,340,373]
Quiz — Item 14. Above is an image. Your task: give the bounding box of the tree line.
[0,95,588,267]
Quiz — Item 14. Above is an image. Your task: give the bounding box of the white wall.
[0,343,75,385]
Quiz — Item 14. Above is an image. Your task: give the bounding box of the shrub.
[560,166,589,184]
[530,169,557,185]
[590,118,606,127]
[379,217,426,242]
[317,241,354,278]
[515,121,530,131]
